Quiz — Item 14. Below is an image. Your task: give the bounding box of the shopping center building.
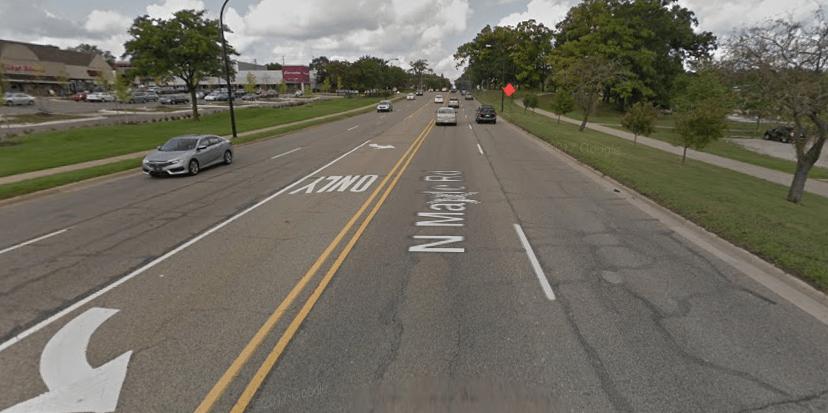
[0,39,114,95]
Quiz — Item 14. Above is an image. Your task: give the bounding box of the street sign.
[503,83,516,96]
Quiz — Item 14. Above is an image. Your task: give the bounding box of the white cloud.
[497,0,575,28]
[677,0,815,38]
[145,0,206,20]
[84,10,133,34]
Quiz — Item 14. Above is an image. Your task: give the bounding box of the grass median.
[534,93,828,180]
[479,91,828,292]
[0,97,378,178]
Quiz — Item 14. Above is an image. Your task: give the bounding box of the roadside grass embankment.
[0,98,380,201]
[534,93,828,180]
[477,90,828,292]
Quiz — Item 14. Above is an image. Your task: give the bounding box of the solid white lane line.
[270,147,301,159]
[514,224,556,300]
[0,140,372,354]
[348,126,359,131]
[469,124,472,129]
[477,144,484,155]
[0,229,69,256]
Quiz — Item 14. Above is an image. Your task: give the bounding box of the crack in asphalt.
[736,388,828,412]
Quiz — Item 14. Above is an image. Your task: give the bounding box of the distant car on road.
[763,126,803,143]
[377,100,393,112]
[475,105,497,124]
[416,90,423,96]
[434,95,444,104]
[448,97,460,108]
[3,92,36,106]
[436,107,457,126]
[464,93,473,100]
[406,93,415,100]
[143,134,234,177]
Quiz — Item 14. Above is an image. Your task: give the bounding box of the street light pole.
[220,0,237,138]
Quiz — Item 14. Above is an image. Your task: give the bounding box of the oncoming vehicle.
[436,107,457,126]
[406,93,415,100]
[143,135,234,177]
[377,100,393,112]
[434,95,444,104]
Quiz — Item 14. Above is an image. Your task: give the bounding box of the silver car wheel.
[188,159,199,176]
[224,150,233,165]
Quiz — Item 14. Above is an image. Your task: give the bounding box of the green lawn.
[0,98,376,177]
[533,93,828,180]
[478,91,828,292]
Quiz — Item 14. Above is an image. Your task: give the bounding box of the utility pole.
[220,0,237,138]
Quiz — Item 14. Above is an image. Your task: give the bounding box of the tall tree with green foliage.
[671,68,735,164]
[113,74,132,120]
[554,55,620,131]
[409,59,431,91]
[621,101,660,146]
[553,0,715,108]
[122,9,237,120]
[523,93,539,114]
[320,78,332,93]
[549,89,575,124]
[512,20,554,91]
[245,72,257,94]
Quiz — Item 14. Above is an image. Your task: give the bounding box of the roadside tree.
[523,92,539,114]
[122,9,237,121]
[553,55,620,131]
[245,72,257,94]
[549,89,575,124]
[724,8,828,203]
[670,68,734,164]
[113,74,132,120]
[620,101,660,146]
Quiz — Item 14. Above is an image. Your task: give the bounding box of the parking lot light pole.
[220,0,237,138]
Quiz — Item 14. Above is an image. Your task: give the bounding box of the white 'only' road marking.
[0,140,372,354]
[514,224,556,300]
[271,147,301,159]
[0,228,69,256]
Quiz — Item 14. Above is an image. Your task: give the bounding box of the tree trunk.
[557,114,560,124]
[787,160,812,203]
[634,134,638,146]
[190,89,199,121]
[682,146,688,164]
[579,114,588,132]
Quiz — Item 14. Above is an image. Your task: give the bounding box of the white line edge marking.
[0,229,69,256]
[0,140,372,354]
[514,224,556,300]
[477,144,484,155]
[348,125,359,131]
[270,147,301,159]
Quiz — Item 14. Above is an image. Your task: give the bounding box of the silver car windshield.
[160,138,198,151]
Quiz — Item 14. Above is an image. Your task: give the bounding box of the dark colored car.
[763,126,803,143]
[475,105,497,124]
[241,93,258,101]
[159,95,190,104]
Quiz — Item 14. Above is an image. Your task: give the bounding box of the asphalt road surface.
[1,92,827,413]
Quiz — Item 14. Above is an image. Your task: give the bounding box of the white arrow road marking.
[368,144,395,149]
[2,308,132,413]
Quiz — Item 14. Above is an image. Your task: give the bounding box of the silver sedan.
[3,92,36,106]
[142,134,234,177]
[436,107,457,126]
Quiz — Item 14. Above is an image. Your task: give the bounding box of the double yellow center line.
[194,119,436,413]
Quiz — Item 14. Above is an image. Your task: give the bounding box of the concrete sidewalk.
[514,100,828,199]
[0,101,375,187]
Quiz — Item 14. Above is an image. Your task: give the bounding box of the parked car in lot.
[85,92,115,102]
[377,100,393,112]
[128,92,152,104]
[475,105,497,124]
[763,126,803,143]
[241,93,258,101]
[434,94,444,103]
[3,92,36,106]
[214,93,230,101]
[448,97,460,108]
[72,92,87,102]
[204,92,219,101]
[436,107,457,126]
[406,93,415,100]
[143,134,234,177]
[294,90,304,97]
[159,95,190,104]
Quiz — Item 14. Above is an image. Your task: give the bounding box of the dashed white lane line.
[469,124,472,129]
[348,125,359,131]
[477,144,484,155]
[0,140,372,354]
[271,147,301,159]
[514,224,556,300]
[0,228,70,256]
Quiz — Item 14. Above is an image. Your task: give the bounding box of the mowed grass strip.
[534,93,828,180]
[0,158,142,201]
[479,91,828,292]
[0,97,376,177]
